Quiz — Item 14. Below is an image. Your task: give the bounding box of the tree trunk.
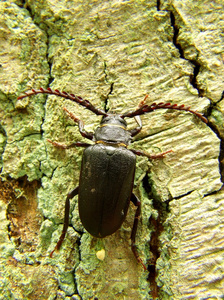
[0,1,223,299]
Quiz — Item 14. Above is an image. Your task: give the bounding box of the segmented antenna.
[18,87,107,117]
[121,102,208,123]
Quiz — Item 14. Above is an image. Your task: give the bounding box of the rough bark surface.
[0,1,223,299]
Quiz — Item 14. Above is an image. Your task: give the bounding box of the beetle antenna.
[121,101,208,123]
[18,87,108,117]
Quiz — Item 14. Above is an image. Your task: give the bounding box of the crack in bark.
[0,125,7,173]
[142,173,171,299]
[170,12,184,59]
[103,61,114,112]
[219,90,224,102]
[169,10,223,184]
[170,12,204,97]
[104,82,114,113]
[203,102,224,182]
[189,59,204,97]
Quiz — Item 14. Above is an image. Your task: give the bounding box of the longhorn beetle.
[18,88,208,270]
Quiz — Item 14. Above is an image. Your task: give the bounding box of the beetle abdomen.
[78,144,136,238]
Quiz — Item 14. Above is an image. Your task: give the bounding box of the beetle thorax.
[94,114,132,146]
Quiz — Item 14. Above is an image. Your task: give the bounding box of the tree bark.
[0,1,223,299]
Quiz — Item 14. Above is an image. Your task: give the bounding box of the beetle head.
[100,114,127,128]
[94,114,131,145]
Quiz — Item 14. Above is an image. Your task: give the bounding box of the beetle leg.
[47,139,90,149]
[130,149,172,159]
[129,115,142,137]
[129,96,148,137]
[130,193,147,271]
[50,186,79,257]
[63,107,94,140]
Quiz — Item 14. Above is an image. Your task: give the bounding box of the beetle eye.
[101,116,110,124]
[118,117,127,126]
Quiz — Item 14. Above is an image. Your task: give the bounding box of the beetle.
[18,88,208,270]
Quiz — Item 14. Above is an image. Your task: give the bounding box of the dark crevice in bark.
[189,60,204,96]
[103,61,114,112]
[0,125,7,173]
[207,122,224,183]
[142,174,159,298]
[20,1,54,87]
[73,236,83,299]
[104,82,114,113]
[219,90,224,102]
[143,174,170,299]
[19,2,53,137]
[170,12,204,96]
[170,12,184,58]
[172,189,194,200]
[203,94,224,183]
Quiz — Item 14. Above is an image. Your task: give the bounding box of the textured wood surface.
[0,1,223,299]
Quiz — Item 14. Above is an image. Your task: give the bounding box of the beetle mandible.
[18,88,208,270]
